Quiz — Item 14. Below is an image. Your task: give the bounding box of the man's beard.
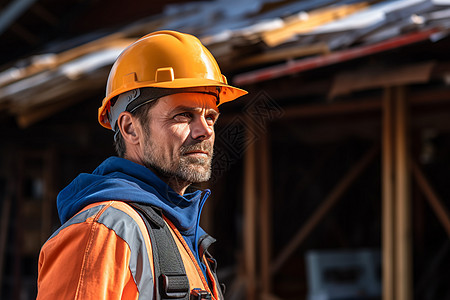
[142,139,213,184]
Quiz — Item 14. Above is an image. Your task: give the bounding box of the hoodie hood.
[57,156,209,238]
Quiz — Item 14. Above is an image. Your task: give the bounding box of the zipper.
[194,190,211,263]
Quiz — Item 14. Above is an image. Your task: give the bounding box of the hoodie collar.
[57,156,209,233]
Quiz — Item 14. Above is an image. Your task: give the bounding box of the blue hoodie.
[57,156,211,272]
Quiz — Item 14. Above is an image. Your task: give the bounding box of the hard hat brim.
[98,78,248,129]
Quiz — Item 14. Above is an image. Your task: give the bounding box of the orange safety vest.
[37,201,223,299]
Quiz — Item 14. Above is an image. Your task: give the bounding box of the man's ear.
[117,112,140,145]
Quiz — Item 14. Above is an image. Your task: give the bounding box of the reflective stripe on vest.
[48,202,154,299]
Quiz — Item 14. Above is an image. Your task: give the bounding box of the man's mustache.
[180,141,213,156]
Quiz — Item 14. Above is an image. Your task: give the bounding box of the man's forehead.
[161,92,219,111]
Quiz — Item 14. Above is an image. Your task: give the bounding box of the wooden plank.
[0,36,132,89]
[270,86,450,121]
[234,27,440,86]
[411,160,450,238]
[55,37,133,67]
[1,55,111,105]
[12,67,109,127]
[271,145,379,274]
[282,98,382,120]
[261,2,370,47]
[219,87,450,128]
[233,43,329,70]
[381,87,395,300]
[259,130,272,294]
[243,117,257,300]
[329,61,435,99]
[394,86,412,300]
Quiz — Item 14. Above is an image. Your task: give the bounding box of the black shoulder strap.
[129,203,190,300]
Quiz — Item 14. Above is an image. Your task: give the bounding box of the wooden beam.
[381,87,395,300]
[411,160,450,238]
[268,86,450,122]
[282,98,382,120]
[233,43,329,70]
[394,86,412,300]
[261,2,370,47]
[259,130,272,295]
[329,61,435,99]
[271,145,379,274]
[243,117,257,300]
[234,28,440,86]
[0,36,132,89]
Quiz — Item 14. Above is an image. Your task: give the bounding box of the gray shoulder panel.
[48,203,154,299]
[48,205,105,240]
[97,205,154,299]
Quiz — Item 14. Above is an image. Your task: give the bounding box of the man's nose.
[190,116,214,140]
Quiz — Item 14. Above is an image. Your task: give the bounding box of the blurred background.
[0,0,450,299]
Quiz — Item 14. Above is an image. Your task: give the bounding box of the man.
[36,30,247,299]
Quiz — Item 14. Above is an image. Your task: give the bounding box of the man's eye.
[205,116,217,125]
[174,113,192,121]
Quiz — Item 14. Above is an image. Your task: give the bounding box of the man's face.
[139,92,219,183]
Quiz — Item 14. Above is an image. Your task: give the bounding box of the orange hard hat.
[98,30,248,129]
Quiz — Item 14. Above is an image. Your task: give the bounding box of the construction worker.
[36,30,247,299]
